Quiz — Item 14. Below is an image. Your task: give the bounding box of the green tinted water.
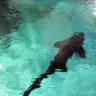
[0,1,96,96]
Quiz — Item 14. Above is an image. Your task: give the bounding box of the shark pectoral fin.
[75,46,86,58]
[54,41,63,48]
[54,38,70,49]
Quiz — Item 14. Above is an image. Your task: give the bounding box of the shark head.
[54,32,86,58]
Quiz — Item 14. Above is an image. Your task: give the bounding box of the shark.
[23,32,86,96]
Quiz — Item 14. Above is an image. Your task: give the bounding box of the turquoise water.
[0,0,96,96]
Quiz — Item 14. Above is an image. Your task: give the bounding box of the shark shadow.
[23,32,86,96]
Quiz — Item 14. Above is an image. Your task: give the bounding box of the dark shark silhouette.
[23,32,86,96]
